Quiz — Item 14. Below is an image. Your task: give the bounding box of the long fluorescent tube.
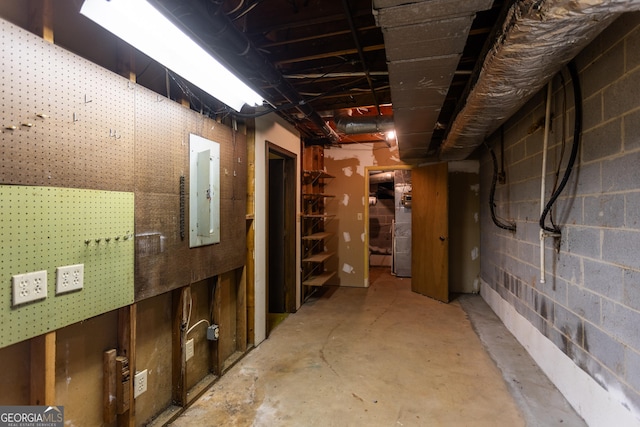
[80,0,263,111]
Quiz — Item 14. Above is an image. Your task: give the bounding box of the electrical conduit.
[539,82,553,284]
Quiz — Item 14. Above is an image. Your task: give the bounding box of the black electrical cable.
[549,70,568,230]
[484,140,517,232]
[539,60,582,234]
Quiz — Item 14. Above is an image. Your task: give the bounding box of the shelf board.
[302,251,335,263]
[304,170,335,179]
[301,214,336,219]
[303,271,337,287]
[302,231,333,240]
[303,193,335,198]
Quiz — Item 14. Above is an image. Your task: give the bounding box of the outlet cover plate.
[134,369,148,398]
[56,264,84,294]
[12,270,48,306]
[185,338,195,361]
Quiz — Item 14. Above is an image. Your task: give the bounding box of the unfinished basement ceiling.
[147,0,504,161]
[47,0,634,163]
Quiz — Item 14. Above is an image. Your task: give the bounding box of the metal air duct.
[439,0,640,161]
[334,114,395,135]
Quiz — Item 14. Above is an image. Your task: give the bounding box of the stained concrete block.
[581,41,625,99]
[624,347,640,394]
[623,269,640,312]
[627,20,640,72]
[565,226,600,259]
[515,200,537,222]
[506,140,526,165]
[602,229,640,270]
[554,302,584,342]
[554,253,583,285]
[514,152,543,184]
[567,284,602,326]
[575,161,601,196]
[583,321,625,376]
[601,299,640,351]
[582,92,603,131]
[602,151,640,192]
[623,108,640,151]
[583,194,625,227]
[581,119,622,163]
[538,275,568,306]
[604,68,640,120]
[535,292,554,324]
[518,241,537,265]
[583,259,624,302]
[554,195,583,227]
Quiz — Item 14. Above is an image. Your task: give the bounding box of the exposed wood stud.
[30,332,55,406]
[28,0,54,43]
[172,286,190,406]
[117,305,136,427]
[103,349,117,424]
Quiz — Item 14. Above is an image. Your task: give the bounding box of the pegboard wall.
[0,18,136,191]
[0,17,248,307]
[0,185,134,348]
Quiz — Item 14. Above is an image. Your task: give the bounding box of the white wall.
[254,114,301,345]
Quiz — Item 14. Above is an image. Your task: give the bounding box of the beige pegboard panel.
[0,18,135,191]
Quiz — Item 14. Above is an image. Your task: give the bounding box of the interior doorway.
[267,145,297,334]
[365,166,412,282]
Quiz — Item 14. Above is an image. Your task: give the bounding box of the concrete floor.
[169,269,584,426]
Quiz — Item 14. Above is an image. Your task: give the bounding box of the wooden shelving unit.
[301,146,336,291]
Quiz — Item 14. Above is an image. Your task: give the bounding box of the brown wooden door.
[411,162,449,302]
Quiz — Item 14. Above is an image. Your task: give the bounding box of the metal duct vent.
[334,114,395,135]
[439,0,640,161]
[374,0,495,161]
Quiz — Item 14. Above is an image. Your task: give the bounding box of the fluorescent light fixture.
[80,0,263,111]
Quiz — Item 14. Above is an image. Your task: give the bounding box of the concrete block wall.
[480,12,640,421]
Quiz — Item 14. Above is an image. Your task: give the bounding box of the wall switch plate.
[185,338,195,361]
[134,369,147,398]
[12,270,48,306]
[56,264,84,294]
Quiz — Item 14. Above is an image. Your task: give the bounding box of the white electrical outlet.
[185,338,195,361]
[12,270,48,306]
[56,264,84,294]
[134,369,148,398]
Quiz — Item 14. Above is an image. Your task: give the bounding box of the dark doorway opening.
[267,145,297,334]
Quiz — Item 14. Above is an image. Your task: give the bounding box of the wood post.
[30,332,56,406]
[117,305,136,427]
[28,0,54,43]
[172,286,190,406]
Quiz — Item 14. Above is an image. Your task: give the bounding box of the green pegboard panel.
[0,185,134,348]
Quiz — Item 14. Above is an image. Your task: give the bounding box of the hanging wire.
[484,139,517,232]
[539,61,582,234]
[548,70,568,230]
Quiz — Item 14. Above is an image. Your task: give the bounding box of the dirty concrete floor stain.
[170,269,526,426]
